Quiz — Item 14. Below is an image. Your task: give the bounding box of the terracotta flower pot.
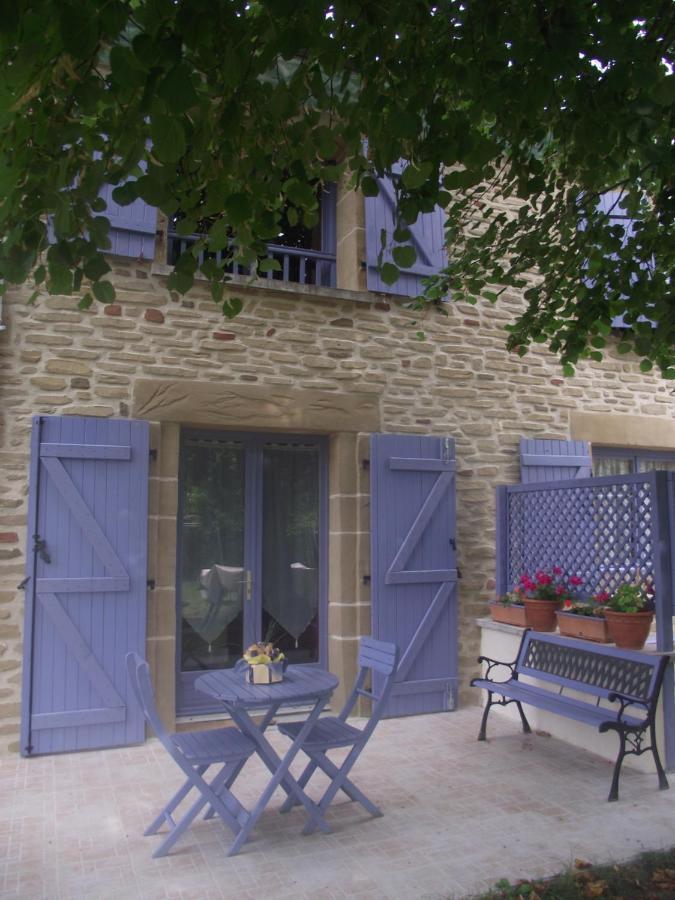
[556,611,611,643]
[489,602,527,627]
[604,610,654,650]
[523,598,559,632]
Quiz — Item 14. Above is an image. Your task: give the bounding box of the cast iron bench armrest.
[603,690,652,727]
[475,654,518,681]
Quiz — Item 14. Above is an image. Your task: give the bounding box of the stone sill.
[151,262,387,307]
[476,615,666,655]
[476,615,526,637]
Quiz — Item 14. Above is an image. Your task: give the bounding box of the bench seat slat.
[472,678,645,729]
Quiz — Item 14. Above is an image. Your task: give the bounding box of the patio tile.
[1,708,674,899]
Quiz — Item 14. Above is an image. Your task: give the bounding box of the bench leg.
[478,692,493,741]
[650,721,670,792]
[608,733,628,802]
[515,701,532,735]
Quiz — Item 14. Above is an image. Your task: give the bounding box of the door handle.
[244,570,253,602]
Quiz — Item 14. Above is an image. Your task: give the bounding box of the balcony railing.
[168,233,336,289]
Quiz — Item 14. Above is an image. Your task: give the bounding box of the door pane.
[639,459,675,472]
[261,441,320,663]
[594,457,633,476]
[179,438,245,672]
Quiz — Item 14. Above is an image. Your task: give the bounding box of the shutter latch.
[33,536,51,564]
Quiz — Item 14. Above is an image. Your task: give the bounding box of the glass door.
[176,431,327,715]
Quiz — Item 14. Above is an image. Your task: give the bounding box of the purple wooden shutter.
[365,166,446,296]
[370,434,458,716]
[520,438,592,482]
[20,415,149,756]
[595,192,637,328]
[100,182,157,259]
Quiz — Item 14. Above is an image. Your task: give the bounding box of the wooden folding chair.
[125,652,255,858]
[277,637,399,834]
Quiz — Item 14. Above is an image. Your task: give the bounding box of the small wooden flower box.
[489,602,527,627]
[556,611,610,643]
[246,661,285,684]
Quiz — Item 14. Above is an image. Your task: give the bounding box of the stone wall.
[0,259,673,754]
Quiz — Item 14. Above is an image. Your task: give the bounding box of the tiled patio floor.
[1,708,673,900]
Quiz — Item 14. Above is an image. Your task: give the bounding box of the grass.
[471,848,675,899]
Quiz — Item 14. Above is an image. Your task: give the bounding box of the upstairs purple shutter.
[370,434,458,716]
[20,415,149,756]
[596,192,638,328]
[365,166,446,296]
[100,182,157,260]
[520,438,592,482]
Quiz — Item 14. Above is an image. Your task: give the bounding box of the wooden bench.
[471,629,670,801]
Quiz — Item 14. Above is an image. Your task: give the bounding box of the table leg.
[226,698,331,855]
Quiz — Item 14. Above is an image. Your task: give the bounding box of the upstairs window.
[593,447,675,476]
[168,184,337,288]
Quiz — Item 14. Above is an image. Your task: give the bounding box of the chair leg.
[650,722,670,791]
[152,762,248,857]
[311,749,382,817]
[516,701,532,734]
[145,765,208,836]
[477,692,493,741]
[279,758,318,814]
[302,742,374,836]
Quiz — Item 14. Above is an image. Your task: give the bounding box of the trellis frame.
[496,469,675,769]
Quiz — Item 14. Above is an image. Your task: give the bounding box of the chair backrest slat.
[339,637,400,731]
[126,651,170,744]
[359,637,398,675]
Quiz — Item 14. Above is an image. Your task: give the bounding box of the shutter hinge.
[149,448,158,461]
[361,459,370,470]
[362,574,371,585]
[147,578,156,590]
[449,538,456,551]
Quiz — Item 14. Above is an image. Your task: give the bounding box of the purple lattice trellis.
[495,469,675,772]
[505,476,655,596]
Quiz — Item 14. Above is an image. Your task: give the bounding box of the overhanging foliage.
[0,1,673,375]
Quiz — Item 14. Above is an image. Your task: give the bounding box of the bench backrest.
[515,631,666,703]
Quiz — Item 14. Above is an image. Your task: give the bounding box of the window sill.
[150,262,381,307]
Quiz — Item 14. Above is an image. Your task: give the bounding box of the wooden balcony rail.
[168,234,337,289]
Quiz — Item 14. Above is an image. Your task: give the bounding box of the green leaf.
[380,262,400,285]
[392,245,416,268]
[151,115,186,163]
[562,363,576,377]
[157,65,199,113]
[78,292,94,310]
[393,226,411,242]
[92,280,115,303]
[83,255,112,281]
[167,269,194,294]
[258,258,282,273]
[222,296,243,318]
[639,359,653,373]
[361,176,379,197]
[401,162,432,190]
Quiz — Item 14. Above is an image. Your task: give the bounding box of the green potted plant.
[604,581,655,649]
[556,592,611,643]
[489,590,527,627]
[518,567,583,632]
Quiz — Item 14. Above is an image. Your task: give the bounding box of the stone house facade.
[0,179,673,756]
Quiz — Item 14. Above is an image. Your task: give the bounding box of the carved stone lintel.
[132,378,381,433]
